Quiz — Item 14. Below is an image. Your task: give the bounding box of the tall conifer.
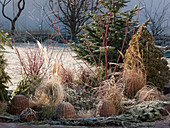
[71,0,140,67]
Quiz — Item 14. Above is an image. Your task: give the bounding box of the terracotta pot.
[10,95,29,115]
[56,102,76,120]
[96,100,116,117]
[20,108,37,122]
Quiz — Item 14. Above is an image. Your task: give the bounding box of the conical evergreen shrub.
[124,24,170,89]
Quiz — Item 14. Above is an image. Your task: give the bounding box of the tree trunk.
[11,21,15,35]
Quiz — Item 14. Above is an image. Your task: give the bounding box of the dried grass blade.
[37,40,48,68]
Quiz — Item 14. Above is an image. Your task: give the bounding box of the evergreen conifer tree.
[0,31,12,101]
[71,0,140,68]
[125,24,170,89]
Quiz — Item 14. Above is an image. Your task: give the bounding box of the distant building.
[0,0,170,35]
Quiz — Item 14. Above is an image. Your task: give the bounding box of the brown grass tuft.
[78,68,93,85]
[77,110,95,118]
[101,76,124,114]
[60,67,74,87]
[135,85,165,101]
[29,77,64,119]
[123,69,146,99]
[53,62,74,87]
[30,77,64,107]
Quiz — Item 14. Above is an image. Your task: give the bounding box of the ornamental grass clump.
[12,40,54,98]
[101,76,124,114]
[135,85,165,101]
[29,70,64,119]
[31,78,64,107]
[123,69,146,99]
[77,109,95,118]
[123,23,147,99]
[55,65,74,87]
[78,68,95,89]
[29,53,64,120]
[29,79,64,120]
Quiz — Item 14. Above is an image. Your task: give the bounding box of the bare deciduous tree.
[142,0,170,36]
[0,0,25,34]
[48,0,99,38]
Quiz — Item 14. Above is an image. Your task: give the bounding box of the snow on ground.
[4,42,86,91]
[3,42,170,91]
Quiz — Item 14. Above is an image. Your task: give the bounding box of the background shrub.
[0,30,12,101]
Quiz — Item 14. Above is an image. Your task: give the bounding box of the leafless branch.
[48,0,99,38]
[0,0,25,34]
[142,0,170,36]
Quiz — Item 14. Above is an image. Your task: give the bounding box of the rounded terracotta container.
[96,100,116,117]
[56,102,76,120]
[10,95,29,115]
[20,108,37,122]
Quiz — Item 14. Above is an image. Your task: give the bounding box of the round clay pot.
[56,102,76,120]
[10,95,29,115]
[20,108,37,122]
[96,100,116,117]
